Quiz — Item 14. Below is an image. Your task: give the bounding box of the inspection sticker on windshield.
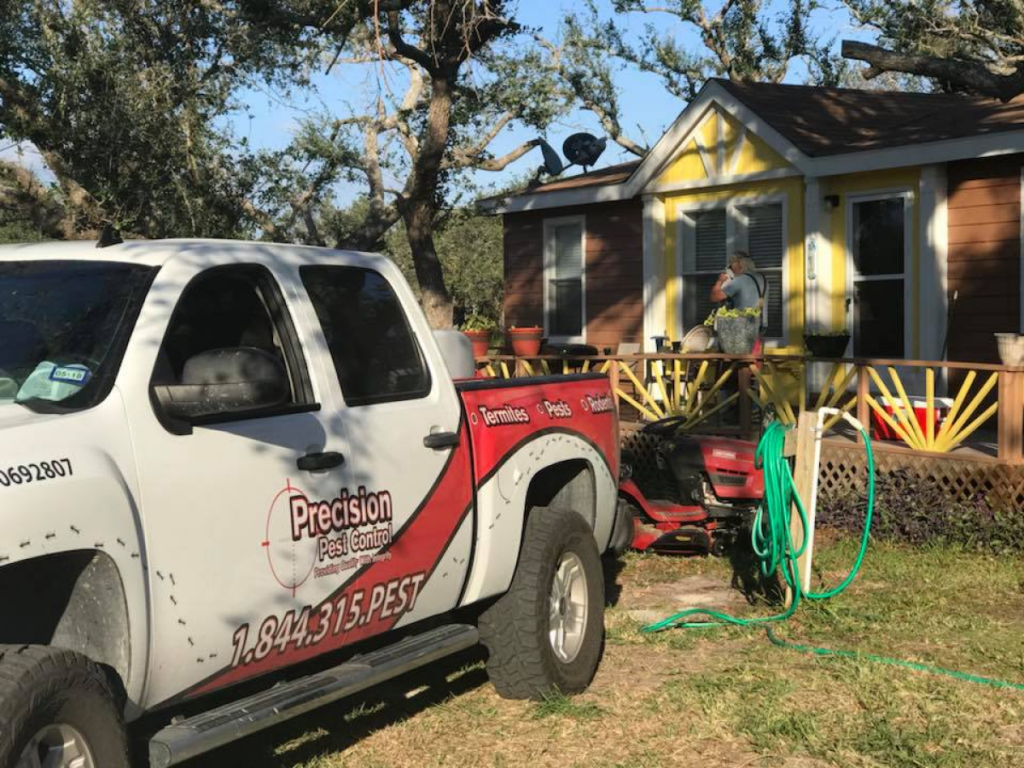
[48,365,91,386]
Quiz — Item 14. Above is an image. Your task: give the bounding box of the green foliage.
[461,313,497,332]
[0,1,278,237]
[0,220,46,245]
[704,307,761,326]
[844,0,1024,96]
[380,207,504,324]
[819,470,1024,553]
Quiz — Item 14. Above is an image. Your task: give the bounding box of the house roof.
[713,79,1024,157]
[492,78,1024,213]
[524,160,640,194]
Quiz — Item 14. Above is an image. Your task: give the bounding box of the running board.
[149,623,479,768]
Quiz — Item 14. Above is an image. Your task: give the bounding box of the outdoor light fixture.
[824,194,840,209]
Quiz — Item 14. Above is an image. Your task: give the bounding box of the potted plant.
[995,333,1024,367]
[462,314,497,358]
[507,324,544,356]
[804,330,851,358]
[706,307,761,354]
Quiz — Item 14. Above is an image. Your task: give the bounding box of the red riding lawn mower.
[619,415,766,556]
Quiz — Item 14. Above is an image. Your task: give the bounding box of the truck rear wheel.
[0,645,129,768]
[479,507,604,700]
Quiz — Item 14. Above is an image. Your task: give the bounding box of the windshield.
[0,260,155,411]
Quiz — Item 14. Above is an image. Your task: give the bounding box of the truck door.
[126,262,358,707]
[298,264,473,634]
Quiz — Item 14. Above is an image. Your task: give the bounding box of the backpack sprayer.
[639,407,1024,692]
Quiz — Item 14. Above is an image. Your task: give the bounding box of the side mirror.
[153,347,289,423]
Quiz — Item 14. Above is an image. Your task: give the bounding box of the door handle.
[423,431,459,450]
[296,451,345,472]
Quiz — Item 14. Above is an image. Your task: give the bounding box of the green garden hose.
[642,418,1024,692]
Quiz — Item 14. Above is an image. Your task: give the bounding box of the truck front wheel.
[0,645,129,768]
[479,507,605,700]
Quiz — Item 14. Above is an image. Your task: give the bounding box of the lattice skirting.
[820,442,1024,511]
[622,428,1024,512]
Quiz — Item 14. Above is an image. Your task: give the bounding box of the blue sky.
[4,1,871,200]
[227,0,870,205]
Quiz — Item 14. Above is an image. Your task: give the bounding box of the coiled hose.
[641,419,1024,691]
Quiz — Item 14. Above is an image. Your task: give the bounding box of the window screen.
[681,210,726,331]
[739,203,784,339]
[547,221,584,338]
[301,266,431,406]
[680,204,786,339]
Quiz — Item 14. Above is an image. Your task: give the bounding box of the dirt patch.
[619,574,750,624]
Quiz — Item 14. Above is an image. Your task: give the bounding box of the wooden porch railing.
[475,352,1024,465]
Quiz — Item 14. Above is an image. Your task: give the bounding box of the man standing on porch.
[711,251,768,333]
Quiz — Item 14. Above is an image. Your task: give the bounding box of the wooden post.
[608,360,621,420]
[998,370,1024,465]
[786,410,819,608]
[857,366,870,443]
[739,365,753,438]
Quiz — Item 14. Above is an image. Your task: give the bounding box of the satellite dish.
[537,139,564,176]
[563,133,607,171]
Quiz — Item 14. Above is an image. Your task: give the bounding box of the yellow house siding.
[660,139,708,185]
[822,168,922,356]
[662,177,806,351]
[655,108,793,186]
[735,132,790,175]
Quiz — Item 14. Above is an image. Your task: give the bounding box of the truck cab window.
[153,266,312,407]
[301,266,431,406]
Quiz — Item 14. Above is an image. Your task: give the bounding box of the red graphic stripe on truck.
[177,420,474,701]
[460,375,619,483]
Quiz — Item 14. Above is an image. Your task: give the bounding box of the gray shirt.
[722,272,768,328]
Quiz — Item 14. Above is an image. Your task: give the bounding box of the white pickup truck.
[0,239,630,768]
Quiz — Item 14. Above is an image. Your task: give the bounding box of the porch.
[475,351,1024,510]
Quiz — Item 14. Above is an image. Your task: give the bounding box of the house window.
[679,201,785,339]
[850,196,907,357]
[544,217,585,340]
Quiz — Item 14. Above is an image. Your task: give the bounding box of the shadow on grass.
[727,539,783,606]
[169,645,489,768]
[602,554,627,607]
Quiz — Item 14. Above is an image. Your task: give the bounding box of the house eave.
[484,181,632,214]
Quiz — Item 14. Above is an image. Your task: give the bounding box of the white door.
[124,260,356,707]
[848,194,910,358]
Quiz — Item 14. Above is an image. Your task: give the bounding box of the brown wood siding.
[946,155,1022,363]
[502,199,644,351]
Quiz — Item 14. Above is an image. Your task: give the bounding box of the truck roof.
[0,238,390,271]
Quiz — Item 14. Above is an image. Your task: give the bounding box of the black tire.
[0,645,129,768]
[479,506,605,700]
[607,499,636,556]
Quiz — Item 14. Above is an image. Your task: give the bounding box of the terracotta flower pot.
[463,329,491,358]
[508,326,543,356]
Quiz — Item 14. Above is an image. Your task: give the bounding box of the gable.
[652,105,794,190]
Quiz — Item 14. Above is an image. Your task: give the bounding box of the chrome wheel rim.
[16,724,95,768]
[549,551,589,663]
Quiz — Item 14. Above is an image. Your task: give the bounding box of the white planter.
[995,333,1024,367]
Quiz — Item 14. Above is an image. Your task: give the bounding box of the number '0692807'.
[0,459,73,488]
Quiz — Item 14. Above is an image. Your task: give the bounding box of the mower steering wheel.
[642,415,690,436]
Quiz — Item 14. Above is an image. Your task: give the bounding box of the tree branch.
[841,40,1024,101]
[385,10,438,73]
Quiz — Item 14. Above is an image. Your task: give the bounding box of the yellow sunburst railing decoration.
[864,367,999,453]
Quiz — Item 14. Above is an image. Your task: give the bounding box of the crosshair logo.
[263,479,319,596]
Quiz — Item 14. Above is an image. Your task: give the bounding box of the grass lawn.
[187,537,1024,767]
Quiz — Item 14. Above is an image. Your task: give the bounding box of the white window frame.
[675,194,790,345]
[542,215,587,344]
[845,189,914,359]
